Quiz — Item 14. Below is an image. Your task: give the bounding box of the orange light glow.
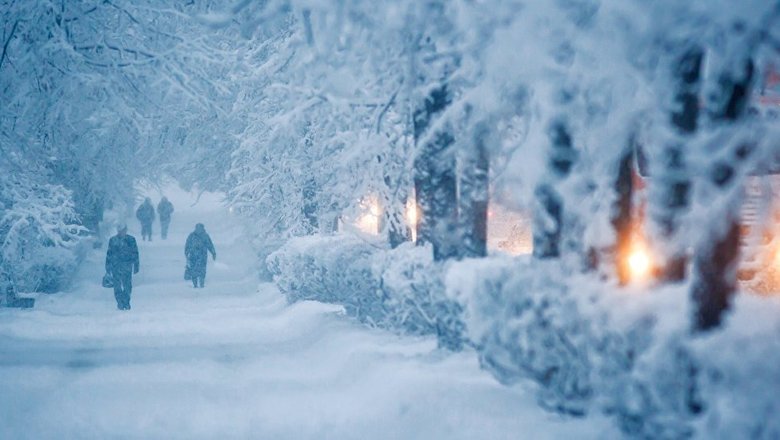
[356,196,381,235]
[356,213,379,234]
[773,248,780,269]
[627,237,653,282]
[406,199,419,242]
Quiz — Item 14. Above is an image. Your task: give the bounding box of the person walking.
[136,197,155,241]
[157,196,174,240]
[105,223,139,310]
[185,223,216,288]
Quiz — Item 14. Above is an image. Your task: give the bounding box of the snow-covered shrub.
[268,232,780,437]
[269,237,699,432]
[0,179,86,293]
[374,243,465,350]
[267,235,466,349]
[447,254,780,438]
[692,294,780,439]
[447,257,597,416]
[447,256,694,433]
[267,234,385,322]
[600,323,699,439]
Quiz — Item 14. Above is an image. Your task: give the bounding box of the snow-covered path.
[0,188,617,439]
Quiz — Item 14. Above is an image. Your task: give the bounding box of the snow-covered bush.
[269,229,780,438]
[267,234,382,317]
[447,254,780,438]
[691,294,780,439]
[267,234,465,349]
[374,243,465,350]
[0,178,86,294]
[447,257,597,416]
[448,257,692,434]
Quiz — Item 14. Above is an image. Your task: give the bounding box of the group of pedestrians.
[135,196,174,241]
[104,196,217,310]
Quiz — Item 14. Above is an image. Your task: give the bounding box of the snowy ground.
[0,186,619,439]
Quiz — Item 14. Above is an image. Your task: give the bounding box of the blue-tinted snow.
[0,186,618,439]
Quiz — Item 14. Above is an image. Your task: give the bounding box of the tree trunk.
[654,47,704,282]
[692,220,740,330]
[691,58,754,331]
[413,84,459,261]
[533,120,575,259]
[302,177,319,233]
[385,190,410,248]
[380,150,411,248]
[459,125,489,258]
[612,145,635,284]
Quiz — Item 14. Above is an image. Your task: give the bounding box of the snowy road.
[0,188,617,439]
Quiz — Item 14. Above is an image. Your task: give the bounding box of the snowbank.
[269,233,780,438]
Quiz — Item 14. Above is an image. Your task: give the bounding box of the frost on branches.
[253,0,780,437]
[1,0,779,437]
[0,176,85,299]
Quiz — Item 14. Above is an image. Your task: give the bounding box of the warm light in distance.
[357,213,379,234]
[356,197,381,235]
[406,199,419,242]
[628,241,652,281]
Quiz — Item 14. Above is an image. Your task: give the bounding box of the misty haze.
[1,1,779,439]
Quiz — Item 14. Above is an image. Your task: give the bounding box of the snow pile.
[267,235,465,349]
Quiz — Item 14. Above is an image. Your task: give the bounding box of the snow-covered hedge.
[691,295,780,439]
[267,234,382,315]
[449,257,780,438]
[448,257,697,436]
[0,179,86,297]
[267,234,780,438]
[267,235,465,349]
[447,258,596,416]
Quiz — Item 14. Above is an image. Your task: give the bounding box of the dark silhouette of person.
[185,223,216,288]
[105,223,139,310]
[136,198,155,241]
[157,196,174,240]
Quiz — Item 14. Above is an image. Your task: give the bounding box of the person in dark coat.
[105,223,139,310]
[136,197,155,241]
[185,223,216,288]
[157,197,174,240]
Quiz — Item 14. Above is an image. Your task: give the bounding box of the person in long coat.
[185,223,216,288]
[105,223,139,310]
[136,197,155,241]
[157,197,174,240]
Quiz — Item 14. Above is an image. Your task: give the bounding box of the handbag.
[102,273,114,288]
[184,265,192,281]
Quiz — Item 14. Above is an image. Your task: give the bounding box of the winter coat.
[106,234,139,273]
[185,230,216,272]
[136,202,155,224]
[157,199,174,221]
